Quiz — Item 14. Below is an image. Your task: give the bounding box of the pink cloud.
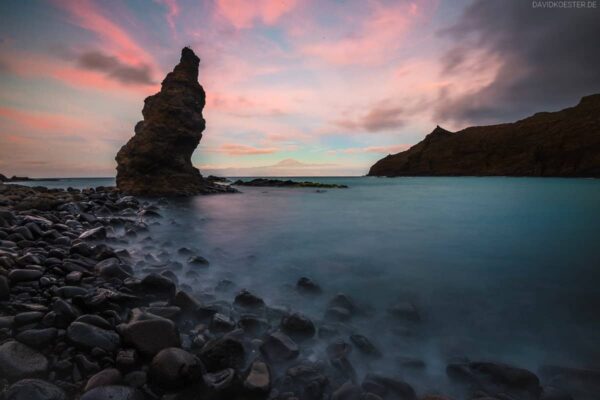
[52,0,157,70]
[0,50,157,95]
[216,0,298,29]
[210,143,279,155]
[156,0,180,32]
[0,106,89,133]
[301,1,435,66]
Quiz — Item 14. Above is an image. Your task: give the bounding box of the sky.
[0,0,599,177]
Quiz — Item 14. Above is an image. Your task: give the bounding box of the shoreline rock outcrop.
[115,47,235,196]
[368,94,600,177]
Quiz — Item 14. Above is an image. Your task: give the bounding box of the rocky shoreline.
[0,182,593,400]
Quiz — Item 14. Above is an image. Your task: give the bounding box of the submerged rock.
[115,47,235,196]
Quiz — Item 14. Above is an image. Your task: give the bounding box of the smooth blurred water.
[17,176,600,391]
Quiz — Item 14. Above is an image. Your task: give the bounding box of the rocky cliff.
[368,94,600,177]
[116,47,234,196]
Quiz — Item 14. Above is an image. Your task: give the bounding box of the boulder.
[84,368,122,392]
[0,340,48,381]
[200,337,245,372]
[280,312,316,341]
[15,328,57,349]
[67,321,120,352]
[150,347,203,388]
[296,276,322,294]
[234,289,265,310]
[80,385,146,400]
[260,331,299,362]
[4,379,66,400]
[121,318,180,357]
[244,360,271,393]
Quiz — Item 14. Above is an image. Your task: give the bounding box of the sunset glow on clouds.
[1,0,598,177]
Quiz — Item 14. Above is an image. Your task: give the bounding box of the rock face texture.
[368,94,600,177]
[116,47,234,196]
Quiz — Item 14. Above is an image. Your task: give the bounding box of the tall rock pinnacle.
[116,47,233,196]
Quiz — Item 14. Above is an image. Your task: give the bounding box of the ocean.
[13,176,600,395]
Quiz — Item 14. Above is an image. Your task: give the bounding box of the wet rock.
[116,349,139,371]
[319,324,340,339]
[84,368,122,392]
[200,337,245,372]
[540,387,574,400]
[14,311,43,326]
[53,298,81,328]
[203,368,236,392]
[95,258,131,279]
[188,255,210,266]
[76,314,112,330]
[362,374,416,400]
[173,290,201,312]
[238,315,270,336]
[211,313,235,333]
[280,312,316,341]
[244,360,271,393]
[67,322,120,352]
[121,318,180,357]
[325,306,352,322]
[260,331,299,362]
[0,340,49,381]
[296,277,322,294]
[140,273,176,299]
[78,226,107,241]
[15,327,57,349]
[123,370,147,388]
[0,275,9,299]
[350,334,381,358]
[4,379,66,400]
[79,385,146,400]
[150,347,203,388]
[327,340,353,359]
[9,269,43,283]
[234,289,266,310]
[55,285,88,298]
[447,361,541,396]
[329,293,357,314]
[283,362,329,400]
[387,302,420,322]
[332,381,362,400]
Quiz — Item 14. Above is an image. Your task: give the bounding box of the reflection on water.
[21,176,600,393]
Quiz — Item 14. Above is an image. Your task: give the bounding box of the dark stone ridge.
[368,94,600,177]
[115,47,236,196]
[233,178,348,188]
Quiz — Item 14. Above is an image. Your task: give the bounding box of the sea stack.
[368,94,600,177]
[116,47,234,196]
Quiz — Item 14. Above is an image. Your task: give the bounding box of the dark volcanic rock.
[121,318,180,357]
[280,312,316,341]
[80,385,146,400]
[260,331,299,362]
[4,379,66,400]
[368,95,600,177]
[115,47,235,196]
[150,347,203,388]
[0,340,48,381]
[67,321,120,352]
[199,337,245,372]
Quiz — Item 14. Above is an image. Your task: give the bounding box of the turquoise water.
[16,176,600,390]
